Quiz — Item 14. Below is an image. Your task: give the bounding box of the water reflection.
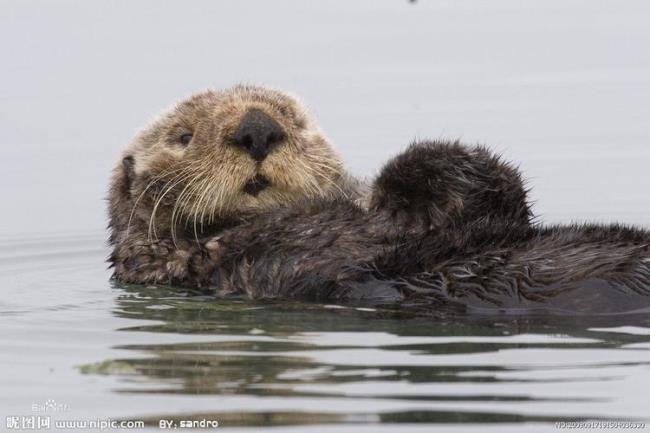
[75,283,650,428]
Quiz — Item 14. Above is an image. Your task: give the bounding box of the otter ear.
[120,155,136,197]
[108,154,138,239]
[122,154,135,171]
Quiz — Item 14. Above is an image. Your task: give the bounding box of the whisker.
[147,171,193,242]
[125,166,184,238]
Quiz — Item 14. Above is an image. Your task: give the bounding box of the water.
[2,245,650,431]
[1,1,649,431]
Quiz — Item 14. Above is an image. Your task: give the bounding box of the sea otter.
[108,85,650,315]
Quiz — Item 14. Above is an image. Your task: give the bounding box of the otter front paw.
[112,239,198,286]
[165,249,192,280]
[184,236,224,289]
[203,237,223,257]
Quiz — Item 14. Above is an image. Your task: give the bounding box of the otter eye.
[179,133,193,145]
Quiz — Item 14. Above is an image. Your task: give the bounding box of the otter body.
[108,86,650,315]
[211,149,650,314]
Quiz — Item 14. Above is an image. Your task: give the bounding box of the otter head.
[108,85,347,244]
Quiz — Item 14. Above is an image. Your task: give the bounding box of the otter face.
[109,85,346,242]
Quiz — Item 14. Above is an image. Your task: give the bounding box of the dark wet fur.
[109,140,650,315]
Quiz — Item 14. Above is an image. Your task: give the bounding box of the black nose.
[232,109,285,162]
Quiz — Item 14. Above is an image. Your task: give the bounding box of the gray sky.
[1,0,649,234]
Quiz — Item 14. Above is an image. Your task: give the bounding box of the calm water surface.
[1,1,650,431]
[1,235,650,431]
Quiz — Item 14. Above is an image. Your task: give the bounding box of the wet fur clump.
[370,141,532,230]
[364,221,650,314]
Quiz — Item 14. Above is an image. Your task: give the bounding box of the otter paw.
[204,236,223,260]
[165,249,191,280]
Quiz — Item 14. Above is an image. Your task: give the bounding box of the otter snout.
[232,108,285,162]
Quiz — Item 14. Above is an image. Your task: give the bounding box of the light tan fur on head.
[108,85,349,245]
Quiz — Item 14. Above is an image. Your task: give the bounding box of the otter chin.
[243,175,271,196]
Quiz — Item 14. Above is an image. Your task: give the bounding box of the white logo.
[31,399,70,413]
